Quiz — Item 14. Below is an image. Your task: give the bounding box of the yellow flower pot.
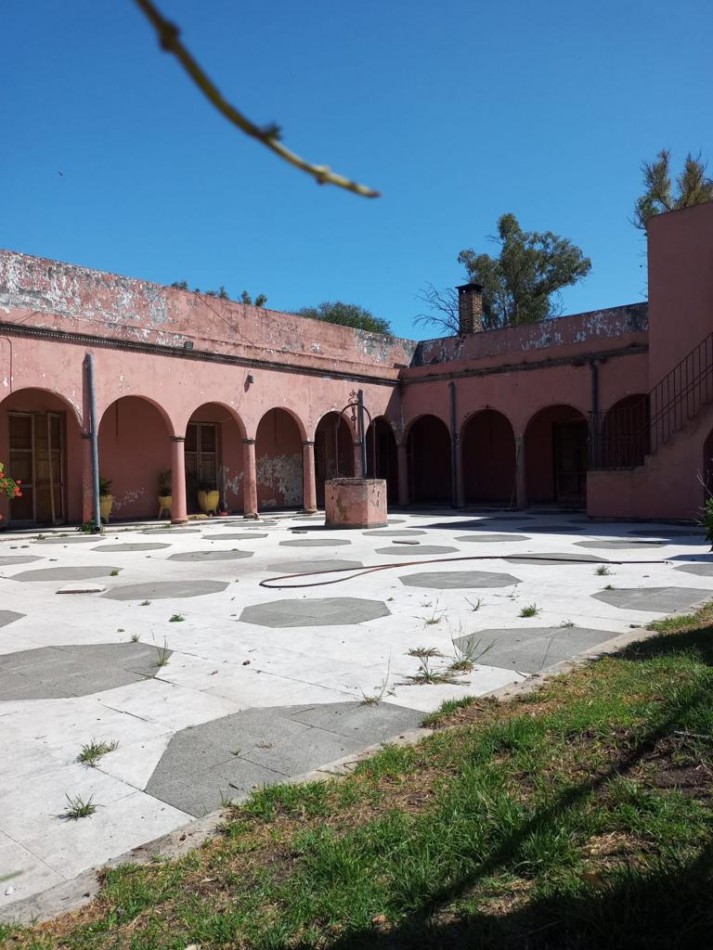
[158,494,172,519]
[197,489,220,515]
[99,494,113,523]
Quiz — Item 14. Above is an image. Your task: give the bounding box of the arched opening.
[314,412,354,508]
[407,415,451,504]
[366,416,398,503]
[525,404,588,508]
[600,395,650,468]
[256,408,304,509]
[98,396,172,521]
[0,388,82,526]
[185,403,245,514]
[461,409,516,505]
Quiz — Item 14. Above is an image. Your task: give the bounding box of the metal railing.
[589,330,713,469]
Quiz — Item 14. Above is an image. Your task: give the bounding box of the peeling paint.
[256,453,302,507]
[413,304,649,367]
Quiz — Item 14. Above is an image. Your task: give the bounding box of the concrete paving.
[0,509,711,918]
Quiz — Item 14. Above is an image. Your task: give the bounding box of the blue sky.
[2,0,711,339]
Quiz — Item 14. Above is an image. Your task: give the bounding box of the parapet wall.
[412,304,648,368]
[0,249,416,380]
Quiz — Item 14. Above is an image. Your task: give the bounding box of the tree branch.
[133,0,380,198]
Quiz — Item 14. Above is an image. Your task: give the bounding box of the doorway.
[8,411,66,524]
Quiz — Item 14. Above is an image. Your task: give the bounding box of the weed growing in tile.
[560,619,575,628]
[154,639,171,668]
[449,631,495,672]
[406,646,457,685]
[420,597,444,626]
[465,596,483,612]
[169,613,185,622]
[140,600,151,606]
[129,633,140,642]
[77,739,119,767]
[520,603,540,617]
[360,656,393,706]
[604,583,615,591]
[60,793,96,821]
[595,564,612,576]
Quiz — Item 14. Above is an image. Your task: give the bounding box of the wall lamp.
[183,340,194,350]
[246,372,255,385]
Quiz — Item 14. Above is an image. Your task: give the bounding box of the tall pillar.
[170,436,188,524]
[81,432,93,523]
[302,440,317,513]
[352,441,363,478]
[454,435,465,508]
[397,443,409,506]
[242,438,258,518]
[515,434,527,509]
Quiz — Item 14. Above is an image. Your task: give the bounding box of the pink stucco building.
[1,203,712,527]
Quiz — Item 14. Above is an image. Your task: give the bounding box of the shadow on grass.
[284,681,713,950]
[291,840,713,949]
[619,619,713,666]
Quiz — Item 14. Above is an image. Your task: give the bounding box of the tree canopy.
[417,213,591,334]
[296,301,392,336]
[634,150,713,230]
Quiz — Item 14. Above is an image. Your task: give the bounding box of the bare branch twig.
[133,0,380,198]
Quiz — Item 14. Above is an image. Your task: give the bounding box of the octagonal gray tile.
[0,641,171,700]
[400,571,519,589]
[103,580,230,601]
[240,597,389,627]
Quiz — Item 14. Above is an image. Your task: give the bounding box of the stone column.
[81,432,94,523]
[352,441,363,478]
[515,435,527,509]
[454,435,465,508]
[170,436,188,524]
[242,438,258,518]
[397,443,409,506]
[302,440,317,513]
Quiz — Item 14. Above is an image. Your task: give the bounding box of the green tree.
[240,290,268,308]
[458,213,591,328]
[634,150,713,230]
[420,213,590,332]
[296,301,392,335]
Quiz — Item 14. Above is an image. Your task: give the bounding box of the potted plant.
[157,469,172,519]
[0,461,22,524]
[99,475,113,523]
[197,478,220,516]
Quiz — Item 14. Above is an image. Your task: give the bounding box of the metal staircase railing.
[589,330,713,469]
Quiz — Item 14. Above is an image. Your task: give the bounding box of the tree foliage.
[634,150,713,230]
[170,282,267,306]
[296,301,392,335]
[416,213,591,334]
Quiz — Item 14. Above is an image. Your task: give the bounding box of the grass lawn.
[3,606,713,949]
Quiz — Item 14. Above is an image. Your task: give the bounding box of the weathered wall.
[0,249,415,380]
[647,202,713,386]
[255,408,303,508]
[587,401,713,520]
[413,304,648,368]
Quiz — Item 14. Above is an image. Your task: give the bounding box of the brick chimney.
[457,283,484,334]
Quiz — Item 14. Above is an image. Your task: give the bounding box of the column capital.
[242,438,255,445]
[170,435,185,443]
